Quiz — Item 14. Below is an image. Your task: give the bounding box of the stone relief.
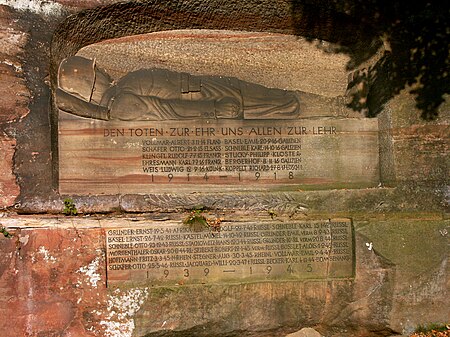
[56,56,343,121]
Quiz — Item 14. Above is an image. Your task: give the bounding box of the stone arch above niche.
[76,30,350,98]
[50,0,381,87]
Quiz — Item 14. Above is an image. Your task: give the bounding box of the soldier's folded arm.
[55,88,110,120]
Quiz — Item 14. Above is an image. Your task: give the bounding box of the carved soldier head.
[58,56,112,104]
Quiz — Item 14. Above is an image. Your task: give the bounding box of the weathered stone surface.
[388,91,449,184]
[0,6,28,55]
[14,184,448,216]
[0,136,19,208]
[357,219,449,335]
[0,226,107,337]
[393,123,449,182]
[0,6,30,123]
[0,62,30,123]
[0,6,29,208]
[55,0,123,9]
[286,327,323,337]
[1,6,61,206]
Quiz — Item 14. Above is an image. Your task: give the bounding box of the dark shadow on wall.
[290,0,449,120]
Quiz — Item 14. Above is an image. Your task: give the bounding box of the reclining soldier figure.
[56,56,342,121]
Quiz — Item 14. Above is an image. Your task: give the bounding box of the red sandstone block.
[0,228,109,336]
[0,7,30,123]
[0,63,30,123]
[0,136,19,207]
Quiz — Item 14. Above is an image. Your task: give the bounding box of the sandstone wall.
[0,1,448,337]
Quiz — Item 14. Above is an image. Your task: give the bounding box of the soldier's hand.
[215,97,242,118]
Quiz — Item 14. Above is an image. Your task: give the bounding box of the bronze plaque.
[57,56,379,194]
[106,219,354,284]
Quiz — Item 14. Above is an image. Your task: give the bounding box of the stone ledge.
[0,211,447,229]
[12,183,449,215]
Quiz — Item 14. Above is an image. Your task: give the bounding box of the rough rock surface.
[0,226,107,337]
[0,5,30,208]
[286,327,323,337]
[0,6,30,124]
[0,136,19,208]
[0,1,448,337]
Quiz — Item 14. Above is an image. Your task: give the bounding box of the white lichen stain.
[6,31,25,45]
[0,0,65,16]
[2,59,22,72]
[18,234,29,246]
[97,288,149,337]
[77,257,101,288]
[37,246,56,263]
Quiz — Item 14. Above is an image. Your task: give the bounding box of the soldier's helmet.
[58,56,112,104]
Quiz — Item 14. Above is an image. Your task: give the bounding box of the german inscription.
[59,118,379,194]
[106,219,354,284]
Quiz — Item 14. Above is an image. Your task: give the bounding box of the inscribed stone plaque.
[106,219,354,285]
[59,115,379,194]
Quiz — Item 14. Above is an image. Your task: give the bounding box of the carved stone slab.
[59,115,379,194]
[106,219,354,285]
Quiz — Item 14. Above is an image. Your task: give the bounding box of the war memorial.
[0,1,448,336]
